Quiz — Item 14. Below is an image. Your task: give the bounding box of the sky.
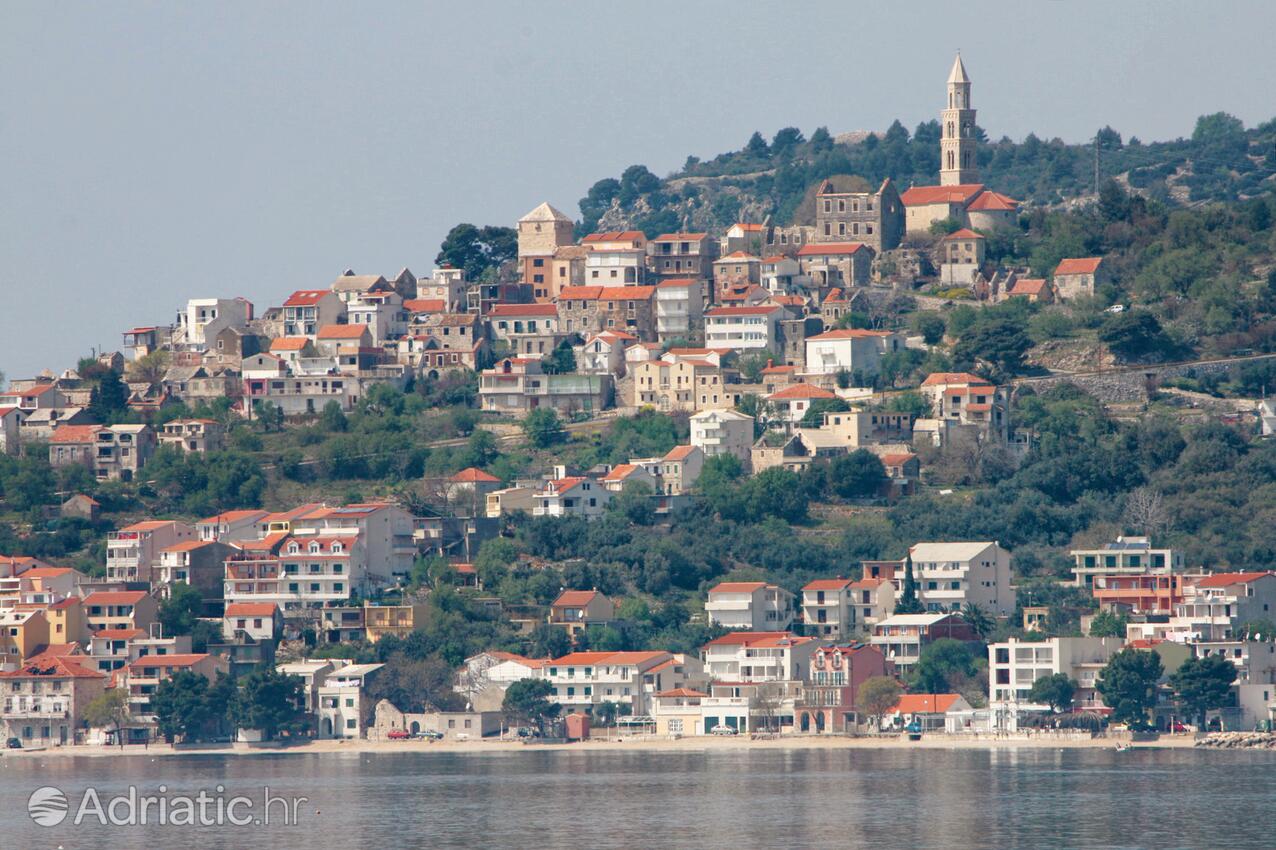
[3,0,1276,379]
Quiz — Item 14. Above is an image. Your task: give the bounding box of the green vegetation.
[1027,673,1077,713]
[1170,654,1237,728]
[1096,648,1164,728]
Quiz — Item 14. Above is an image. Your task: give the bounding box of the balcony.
[3,701,69,718]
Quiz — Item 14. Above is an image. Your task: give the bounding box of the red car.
[387,729,410,740]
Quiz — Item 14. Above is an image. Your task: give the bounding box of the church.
[900,54,1020,234]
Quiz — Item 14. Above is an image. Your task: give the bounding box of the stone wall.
[1014,354,1276,403]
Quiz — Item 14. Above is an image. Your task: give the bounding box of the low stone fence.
[1195,732,1276,749]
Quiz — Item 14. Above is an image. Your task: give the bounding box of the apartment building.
[689,408,754,467]
[705,582,795,631]
[648,232,717,280]
[1071,536,1181,589]
[704,305,789,354]
[802,578,858,639]
[540,650,673,716]
[479,357,613,415]
[281,289,345,338]
[701,631,817,683]
[107,520,197,584]
[870,613,979,671]
[155,540,231,598]
[83,590,159,634]
[907,541,1016,615]
[654,278,704,343]
[0,653,108,747]
[804,329,904,376]
[630,358,729,412]
[158,418,225,453]
[48,424,156,482]
[582,231,648,287]
[1175,572,1276,641]
[988,636,1125,709]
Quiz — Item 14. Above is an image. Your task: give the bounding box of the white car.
[709,724,738,736]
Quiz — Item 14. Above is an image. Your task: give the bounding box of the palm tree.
[963,603,994,639]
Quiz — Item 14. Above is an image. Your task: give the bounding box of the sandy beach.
[1,731,1206,760]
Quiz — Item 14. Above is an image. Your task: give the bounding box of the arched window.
[947,151,955,169]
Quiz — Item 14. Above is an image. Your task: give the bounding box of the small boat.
[1114,743,1132,753]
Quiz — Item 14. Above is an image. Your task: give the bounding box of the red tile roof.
[921,372,990,387]
[655,687,707,698]
[655,278,700,289]
[899,184,985,206]
[50,425,102,443]
[93,627,146,640]
[602,463,644,482]
[796,242,867,256]
[120,520,176,533]
[161,540,214,553]
[450,467,500,483]
[488,304,559,317]
[283,290,330,307]
[270,337,311,351]
[198,510,269,525]
[547,477,586,495]
[18,566,74,579]
[84,591,148,606]
[0,656,105,680]
[881,453,918,465]
[316,323,369,340]
[942,228,985,240]
[709,582,768,594]
[553,590,603,607]
[731,223,766,232]
[804,578,854,591]
[768,383,836,401]
[404,298,446,313]
[1195,572,1271,588]
[967,190,1019,211]
[557,286,656,301]
[717,251,760,261]
[582,230,645,243]
[225,602,279,618]
[704,631,804,647]
[1054,257,1104,276]
[1008,278,1048,295]
[892,693,963,713]
[663,445,699,461]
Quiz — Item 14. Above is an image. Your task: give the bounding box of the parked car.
[417,729,444,740]
[386,729,411,740]
[5,737,21,749]
[709,725,738,736]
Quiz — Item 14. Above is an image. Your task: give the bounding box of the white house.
[804,329,905,376]
[532,477,611,518]
[704,305,789,354]
[908,541,1016,615]
[317,663,384,739]
[705,582,795,631]
[539,650,673,716]
[689,408,755,467]
[700,631,817,683]
[987,637,1126,716]
[654,278,704,343]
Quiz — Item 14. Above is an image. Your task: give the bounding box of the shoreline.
[1,731,1216,760]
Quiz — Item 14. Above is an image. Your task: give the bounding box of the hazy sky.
[3,1,1275,378]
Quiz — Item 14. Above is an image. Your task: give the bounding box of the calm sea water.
[2,747,1273,849]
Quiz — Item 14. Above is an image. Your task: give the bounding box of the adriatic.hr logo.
[27,784,307,827]
[27,786,70,826]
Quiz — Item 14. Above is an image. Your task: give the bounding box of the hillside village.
[5,55,1276,749]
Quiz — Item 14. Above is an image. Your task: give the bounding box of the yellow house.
[363,602,431,643]
[0,608,50,666]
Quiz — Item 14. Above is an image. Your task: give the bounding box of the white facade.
[177,297,252,350]
[704,306,787,354]
[804,330,904,376]
[908,541,1016,615]
[690,408,755,467]
[318,663,383,739]
[655,279,704,343]
[705,583,795,631]
[988,637,1125,710]
[700,633,816,684]
[532,478,611,518]
[539,651,672,716]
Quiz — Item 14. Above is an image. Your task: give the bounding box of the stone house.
[813,177,904,252]
[648,232,717,280]
[556,285,657,340]
[1053,257,1110,301]
[796,243,873,289]
[518,202,576,298]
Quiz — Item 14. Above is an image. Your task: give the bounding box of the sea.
[2,747,1273,849]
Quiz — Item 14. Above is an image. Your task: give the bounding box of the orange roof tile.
[921,372,990,387]
[450,467,500,483]
[283,290,330,307]
[942,228,985,240]
[796,242,867,256]
[709,581,768,594]
[663,445,699,461]
[967,190,1019,211]
[809,328,895,340]
[50,425,103,443]
[84,591,148,606]
[225,602,279,618]
[404,298,446,313]
[899,184,985,206]
[652,232,708,242]
[553,590,603,607]
[128,653,211,670]
[1195,572,1271,588]
[705,305,783,317]
[804,578,854,591]
[892,693,963,713]
[1054,257,1104,276]
[768,383,836,401]
[316,324,369,340]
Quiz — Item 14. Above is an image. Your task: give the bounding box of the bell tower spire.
[940,52,978,186]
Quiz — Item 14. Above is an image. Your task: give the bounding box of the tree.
[502,678,561,735]
[542,340,577,375]
[858,676,903,730]
[911,638,976,694]
[1098,310,1170,360]
[910,312,947,345]
[1170,654,1236,729]
[158,582,204,636]
[83,688,131,747]
[895,554,924,614]
[1089,609,1128,638]
[1095,648,1164,728]
[529,623,572,659]
[231,669,306,740]
[737,353,770,383]
[522,407,564,448]
[1122,487,1170,537]
[745,131,770,158]
[368,655,464,714]
[962,603,994,640]
[151,670,212,742]
[319,400,348,432]
[1027,673,1077,713]
[952,317,1032,378]
[829,450,887,499]
[127,350,171,389]
[87,370,128,421]
[435,223,518,280]
[809,126,833,153]
[799,397,851,428]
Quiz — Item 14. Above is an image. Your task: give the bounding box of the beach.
[1,729,1204,760]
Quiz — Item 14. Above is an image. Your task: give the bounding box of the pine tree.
[896,553,924,614]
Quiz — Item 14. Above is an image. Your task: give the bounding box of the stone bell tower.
[939,53,978,186]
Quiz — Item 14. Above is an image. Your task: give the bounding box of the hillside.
[577,113,1276,237]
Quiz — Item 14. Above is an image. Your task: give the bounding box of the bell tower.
[940,53,978,186]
